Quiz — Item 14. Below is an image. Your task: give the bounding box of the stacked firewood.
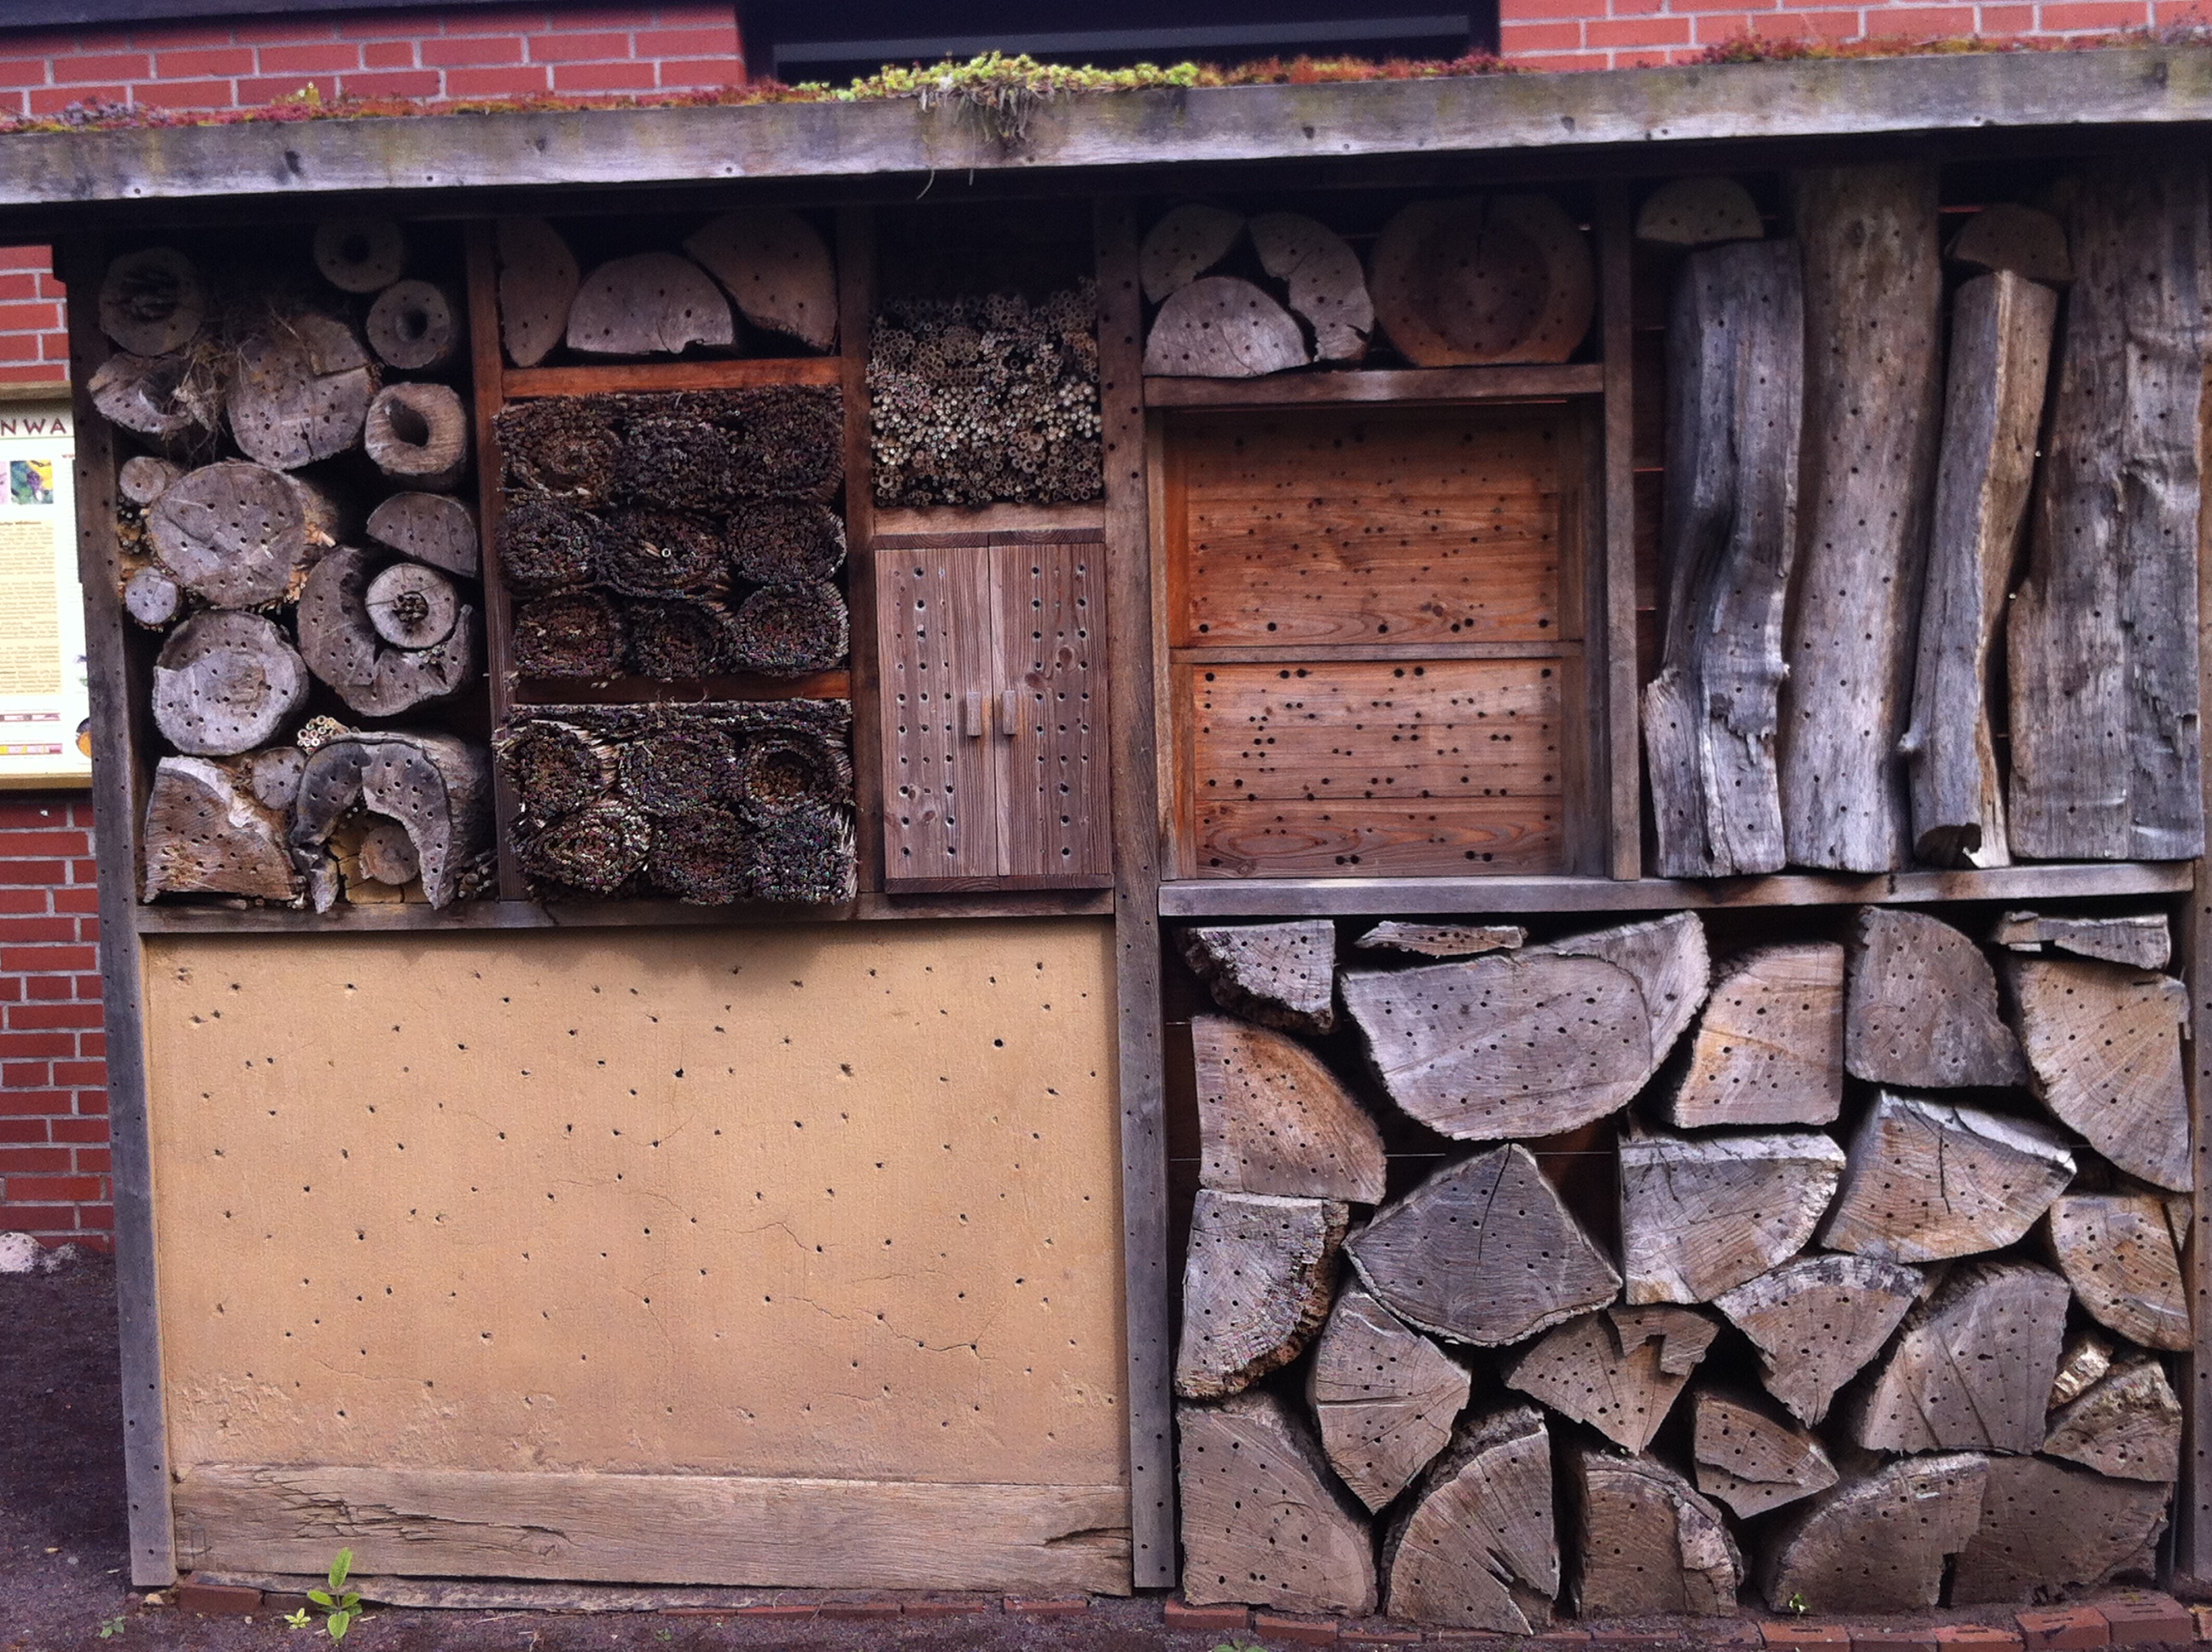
[493,388,849,681]
[496,701,854,905]
[1173,909,2188,1623]
[92,228,492,910]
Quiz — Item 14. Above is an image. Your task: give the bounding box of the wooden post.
[836,208,884,896]
[463,221,526,899]
[1598,182,1640,881]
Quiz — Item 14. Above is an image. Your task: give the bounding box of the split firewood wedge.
[1691,1387,1837,1519]
[1173,1190,1345,1399]
[1179,920,1336,1033]
[1191,1015,1385,1202]
[1569,1448,1742,1618]
[1761,1454,1989,1613]
[1307,1286,1469,1513]
[2043,1358,2183,1482]
[1250,212,1372,362]
[1949,1455,2170,1605]
[367,492,479,579]
[1989,909,2171,970]
[1143,276,1309,378]
[2042,1190,2192,1352]
[497,217,581,368]
[566,252,734,357]
[684,209,838,352]
[1634,176,1764,246]
[288,730,490,911]
[141,753,300,902]
[1947,201,2073,282]
[1845,906,2027,1088]
[1712,1254,1923,1426]
[2004,955,2192,1192]
[1353,921,1524,957]
[1819,1091,2074,1264]
[1502,1306,1714,1453]
[1618,1130,1844,1304]
[1139,203,1245,304]
[1662,942,1843,1127]
[1842,1258,2069,1454]
[1382,1406,1557,1632]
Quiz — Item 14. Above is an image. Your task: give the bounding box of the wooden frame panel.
[876,544,1002,883]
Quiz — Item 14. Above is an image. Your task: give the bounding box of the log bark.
[1948,202,2073,282]
[497,217,580,368]
[367,492,478,579]
[725,581,849,676]
[1568,1448,1741,1619]
[1990,910,2171,970]
[1949,1454,2168,1605]
[1173,1190,1346,1400]
[118,455,181,507]
[89,350,223,457]
[1820,1092,2075,1264]
[1381,1406,1557,1632]
[1371,196,1593,368]
[2052,1331,2116,1411]
[1691,1387,1837,1520]
[312,218,406,292]
[566,253,734,357]
[1712,1254,1924,1426]
[2004,957,2192,1192]
[1191,1014,1386,1203]
[227,309,378,471]
[497,716,617,824]
[364,561,460,649]
[1179,920,1336,1034]
[1503,1307,1714,1454]
[1353,922,1524,957]
[1844,1259,2069,1454]
[298,547,479,718]
[98,246,206,355]
[1143,276,1309,378]
[2043,1191,2191,1352]
[151,611,308,756]
[289,730,490,910]
[626,597,731,681]
[682,209,837,352]
[2008,160,2209,861]
[512,590,626,679]
[140,754,300,902]
[1663,942,1843,1128]
[364,382,469,492]
[1635,177,1765,247]
[1642,239,1804,876]
[1250,212,1372,363]
[1903,270,2058,867]
[1179,1390,1377,1616]
[516,797,650,896]
[2044,1359,2183,1483]
[147,461,337,609]
[123,567,182,629]
[1761,1454,1989,1614]
[1307,1287,1470,1514]
[365,278,463,371]
[726,503,847,585]
[1845,906,2027,1088]
[1140,204,1244,304]
[1347,1144,1621,1347]
[1619,1130,1845,1305]
[1778,164,1943,872]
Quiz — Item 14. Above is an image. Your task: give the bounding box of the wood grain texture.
[1353,920,1524,957]
[1618,1131,1843,1305]
[1568,1447,1741,1618]
[836,207,884,898]
[1713,1254,1923,1426]
[2043,1191,2192,1352]
[1382,1405,1556,1632]
[1145,364,1598,410]
[1190,1015,1385,1202]
[2005,955,2193,1192]
[1307,1286,1470,1514]
[1597,182,1640,881]
[1691,1387,1837,1519]
[1843,1259,2069,1454]
[1179,920,1336,1034]
[1178,1390,1377,1615]
[1846,906,2027,1089]
[1503,1307,1712,1453]
[463,221,526,899]
[1665,943,1843,1127]
[876,546,1000,882]
[1949,1453,2170,1605]
[2043,1359,2184,1482]
[1173,1190,1345,1399]
[1821,1091,2074,1264]
[504,357,843,399]
[1992,910,2174,969]
[1761,1453,1988,1613]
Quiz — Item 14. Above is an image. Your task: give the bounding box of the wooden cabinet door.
[994,539,1109,884]
[876,546,1000,884]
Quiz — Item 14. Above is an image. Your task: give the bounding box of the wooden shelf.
[1144,363,1604,411]
[873,503,1107,543]
[1172,640,1574,666]
[502,355,841,398]
[1158,861,2195,918]
[510,670,851,706]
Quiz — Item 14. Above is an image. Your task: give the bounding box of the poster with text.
[0,400,89,788]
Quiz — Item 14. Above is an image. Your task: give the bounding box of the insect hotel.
[22,46,2212,1626]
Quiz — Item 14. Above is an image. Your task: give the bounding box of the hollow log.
[495,497,599,596]
[1664,943,1843,1128]
[742,800,855,905]
[1191,1014,1385,1202]
[1846,906,2027,1088]
[147,461,338,609]
[1529,912,1709,1059]
[1845,1259,2069,1454]
[644,806,753,905]
[118,456,182,507]
[512,590,626,679]
[98,246,206,355]
[597,509,726,598]
[1778,164,1943,872]
[227,309,378,471]
[89,350,223,457]
[1347,1143,1620,1347]
[626,597,731,681]
[289,730,490,910]
[495,398,620,503]
[2043,1191,2191,1352]
[365,278,463,372]
[1903,270,2058,867]
[298,547,479,718]
[2004,957,2192,1192]
[1179,1390,1377,1616]
[1174,1190,1346,1399]
[496,716,616,823]
[1143,276,1309,378]
[2044,1359,2183,1483]
[2009,160,2209,861]
[2052,1331,2116,1411]
[1821,1092,2074,1264]
[1619,1130,1845,1305]
[123,567,182,629]
[1353,921,1524,957]
[1990,910,2171,970]
[1307,1286,1470,1513]
[1948,202,2073,282]
[1635,177,1765,246]
[1179,920,1336,1034]
[1949,1455,2168,1605]
[1713,1254,1924,1426]
[726,502,847,586]
[725,580,849,676]
[313,218,406,293]
[567,253,733,357]
[140,754,300,902]
[151,611,308,756]
[1569,1448,1742,1619]
[1761,1455,1989,1614]
[497,217,580,368]
[367,492,478,579]
[364,562,460,649]
[619,723,739,817]
[1691,1387,1837,1520]
[1140,203,1244,304]
[1381,1406,1557,1632]
[364,382,469,492]
[1642,238,1804,876]
[682,209,837,352]
[516,797,649,896]
[1251,212,1372,363]
[1504,1307,1714,1454]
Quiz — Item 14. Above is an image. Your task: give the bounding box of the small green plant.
[97,1615,126,1639]
[1212,1640,1266,1652]
[283,1550,363,1640]
[1787,1591,1809,1617]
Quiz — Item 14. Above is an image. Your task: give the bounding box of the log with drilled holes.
[2004,956,2192,1192]
[1618,1131,1845,1304]
[364,382,469,492]
[1635,177,1764,247]
[1353,921,1525,957]
[1178,1389,1377,1615]
[2044,1359,2183,1483]
[1503,1306,1714,1454]
[1190,1015,1384,1202]
[1903,270,2058,867]
[1989,910,2172,970]
[151,611,309,756]
[1663,943,1843,1127]
[226,307,379,470]
[1143,276,1309,378]
[90,350,223,457]
[1691,1387,1837,1519]
[1173,1190,1346,1399]
[118,455,181,508]
[1569,1448,1742,1618]
[1381,1406,1557,1632]
[365,278,463,371]
[313,218,405,293]
[1949,1454,2170,1605]
[1250,212,1372,363]
[1843,1259,2069,1454]
[1712,1254,1923,1426]
[1948,201,2073,282]
[298,547,479,718]
[289,730,489,910]
[364,562,460,649]
[1370,196,1594,367]
[1180,920,1336,1033]
[2042,1191,2192,1352]
[566,253,734,357]
[148,462,340,609]
[140,753,300,902]
[367,492,479,579]
[497,217,581,368]
[98,246,206,356]
[2052,1332,2116,1410]
[1530,912,1709,1056]
[1761,1454,1989,1613]
[1643,238,1804,877]
[1845,906,2026,1087]
[123,567,181,629]
[1140,204,1245,304]
[1819,1091,2074,1263]
[682,209,837,352]
[1306,1287,1470,1514]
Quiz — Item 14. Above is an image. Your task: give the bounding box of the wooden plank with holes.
[996,540,1111,885]
[463,221,527,900]
[876,546,1000,886]
[2179,346,2212,1588]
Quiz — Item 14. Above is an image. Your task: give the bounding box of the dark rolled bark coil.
[496,398,621,503]
[597,509,726,598]
[620,411,742,514]
[726,502,847,585]
[626,597,730,680]
[496,497,600,596]
[725,580,849,676]
[496,718,614,823]
[518,797,651,896]
[647,806,754,905]
[511,590,626,679]
[734,726,853,813]
[730,384,845,503]
[744,800,856,905]
[619,724,740,817]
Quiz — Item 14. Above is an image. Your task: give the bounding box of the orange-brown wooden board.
[997,540,1110,882]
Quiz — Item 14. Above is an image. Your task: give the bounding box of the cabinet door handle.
[999,689,1023,737]
[963,691,984,739]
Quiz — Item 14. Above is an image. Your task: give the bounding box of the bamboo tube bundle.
[733,724,853,813]
[597,509,726,598]
[726,502,847,585]
[645,806,754,904]
[516,796,652,896]
[496,398,622,503]
[619,721,740,817]
[626,596,731,680]
[495,497,600,596]
[511,590,626,678]
[725,580,849,675]
[744,798,857,905]
[495,717,616,825]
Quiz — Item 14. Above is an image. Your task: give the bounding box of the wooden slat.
[132,889,1116,934]
[836,206,884,895]
[1173,641,1571,665]
[1143,363,1602,409]
[502,356,841,398]
[876,503,1108,539]
[464,221,527,900]
[876,546,1000,886]
[997,539,1112,884]
[2176,344,2212,1589]
[1598,182,1642,881]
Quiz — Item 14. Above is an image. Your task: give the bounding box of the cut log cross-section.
[118,456,182,507]
[1371,196,1595,367]
[1179,1390,1377,1616]
[124,567,182,630]
[1664,943,1843,1127]
[1531,912,1710,1059]
[1635,177,1765,247]
[2005,956,2192,1192]
[150,611,309,757]
[1569,1448,1742,1619]
[2044,1191,2192,1351]
[98,245,206,356]
[1307,1287,1470,1514]
[1143,276,1309,378]
[1950,1454,2171,1605]
[1180,921,1336,1033]
[683,209,838,352]
[365,278,463,372]
[1250,212,1373,362]
[1761,1454,1990,1614]
[148,461,336,610]
[1348,1144,1621,1347]
[1619,1131,1845,1304]
[1382,1407,1557,1633]
[1504,1306,1715,1453]
[1846,1259,2069,1454]
[1903,269,2058,867]
[1191,1015,1385,1202]
[227,309,379,471]
[298,547,480,719]
[1949,202,2074,282]
[289,730,490,910]
[89,350,222,456]
[2043,1359,2183,1482]
[140,754,300,902]
[1353,922,1525,957]
[1140,203,1245,303]
[1846,906,2027,1088]
[1691,1387,1837,1520]
[1713,1254,1924,1426]
[364,382,469,492]
[1820,1091,2074,1263]
[312,218,405,292]
[1991,910,2172,970]
[367,492,479,579]
[1643,238,1805,877]
[365,562,461,649]
[1174,1190,1346,1399]
[497,217,581,368]
[566,253,734,357]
